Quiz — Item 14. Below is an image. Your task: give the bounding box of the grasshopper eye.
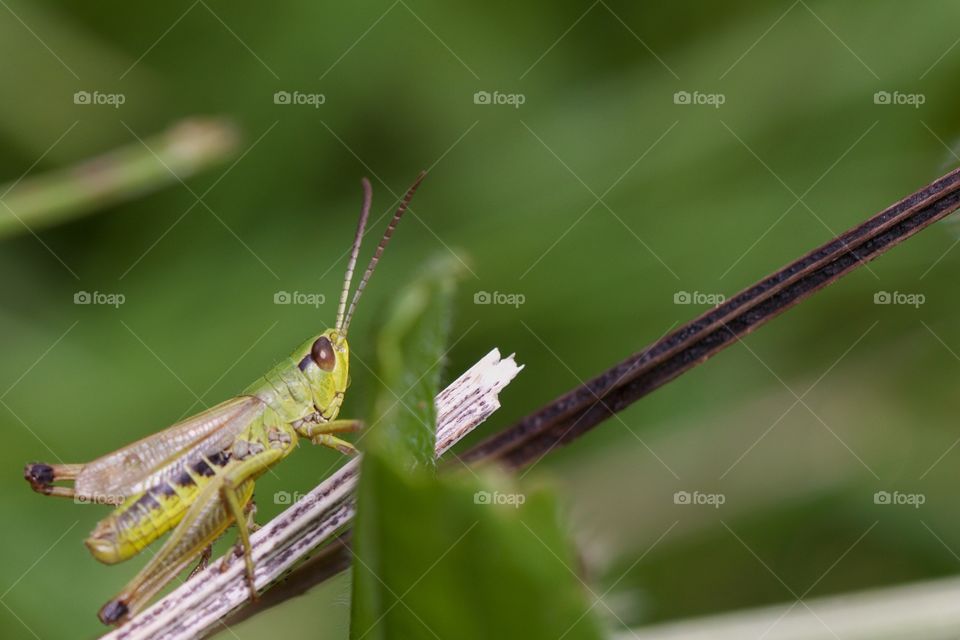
[311,337,336,371]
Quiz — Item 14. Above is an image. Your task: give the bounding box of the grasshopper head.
[296,329,350,396]
[297,172,425,404]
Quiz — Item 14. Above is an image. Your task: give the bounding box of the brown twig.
[462,165,960,468]
[248,165,960,615]
[223,531,354,628]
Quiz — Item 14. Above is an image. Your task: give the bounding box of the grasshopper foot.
[99,598,129,626]
[24,463,55,491]
[218,550,235,573]
[24,462,82,498]
[217,542,259,600]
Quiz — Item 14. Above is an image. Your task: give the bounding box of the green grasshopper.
[24,172,425,625]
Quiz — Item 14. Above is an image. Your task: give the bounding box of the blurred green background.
[2,1,960,638]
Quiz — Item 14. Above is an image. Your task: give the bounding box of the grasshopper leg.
[246,499,260,533]
[311,418,363,434]
[221,501,260,566]
[296,419,362,455]
[99,474,257,625]
[99,446,287,625]
[188,502,253,580]
[220,479,258,600]
[23,462,83,498]
[214,447,291,599]
[187,544,213,580]
[312,434,358,456]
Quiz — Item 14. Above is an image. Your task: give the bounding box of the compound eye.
[311,336,336,371]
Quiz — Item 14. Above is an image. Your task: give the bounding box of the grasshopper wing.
[75,396,265,499]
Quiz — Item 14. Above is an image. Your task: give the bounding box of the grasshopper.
[23,172,425,625]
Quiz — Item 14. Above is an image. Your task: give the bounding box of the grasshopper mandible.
[24,172,425,625]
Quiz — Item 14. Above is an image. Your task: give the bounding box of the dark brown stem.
[219,165,960,629]
[462,166,960,468]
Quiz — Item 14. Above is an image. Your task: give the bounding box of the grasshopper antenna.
[335,177,373,333]
[342,170,426,335]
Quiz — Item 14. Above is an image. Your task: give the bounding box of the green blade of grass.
[0,117,238,238]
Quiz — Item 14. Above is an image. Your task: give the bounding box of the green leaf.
[351,458,606,640]
[364,253,464,470]
[350,252,604,640]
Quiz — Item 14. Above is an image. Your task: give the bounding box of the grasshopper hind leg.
[99,477,255,625]
[24,462,82,498]
[99,599,130,626]
[219,478,269,601]
[100,447,286,625]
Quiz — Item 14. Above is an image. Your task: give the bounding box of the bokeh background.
[2,1,960,638]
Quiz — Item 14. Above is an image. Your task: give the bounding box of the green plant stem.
[0,117,239,238]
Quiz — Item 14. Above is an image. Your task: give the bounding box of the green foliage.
[351,457,605,640]
[4,2,960,638]
[0,118,237,237]
[367,254,463,470]
[351,253,603,640]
